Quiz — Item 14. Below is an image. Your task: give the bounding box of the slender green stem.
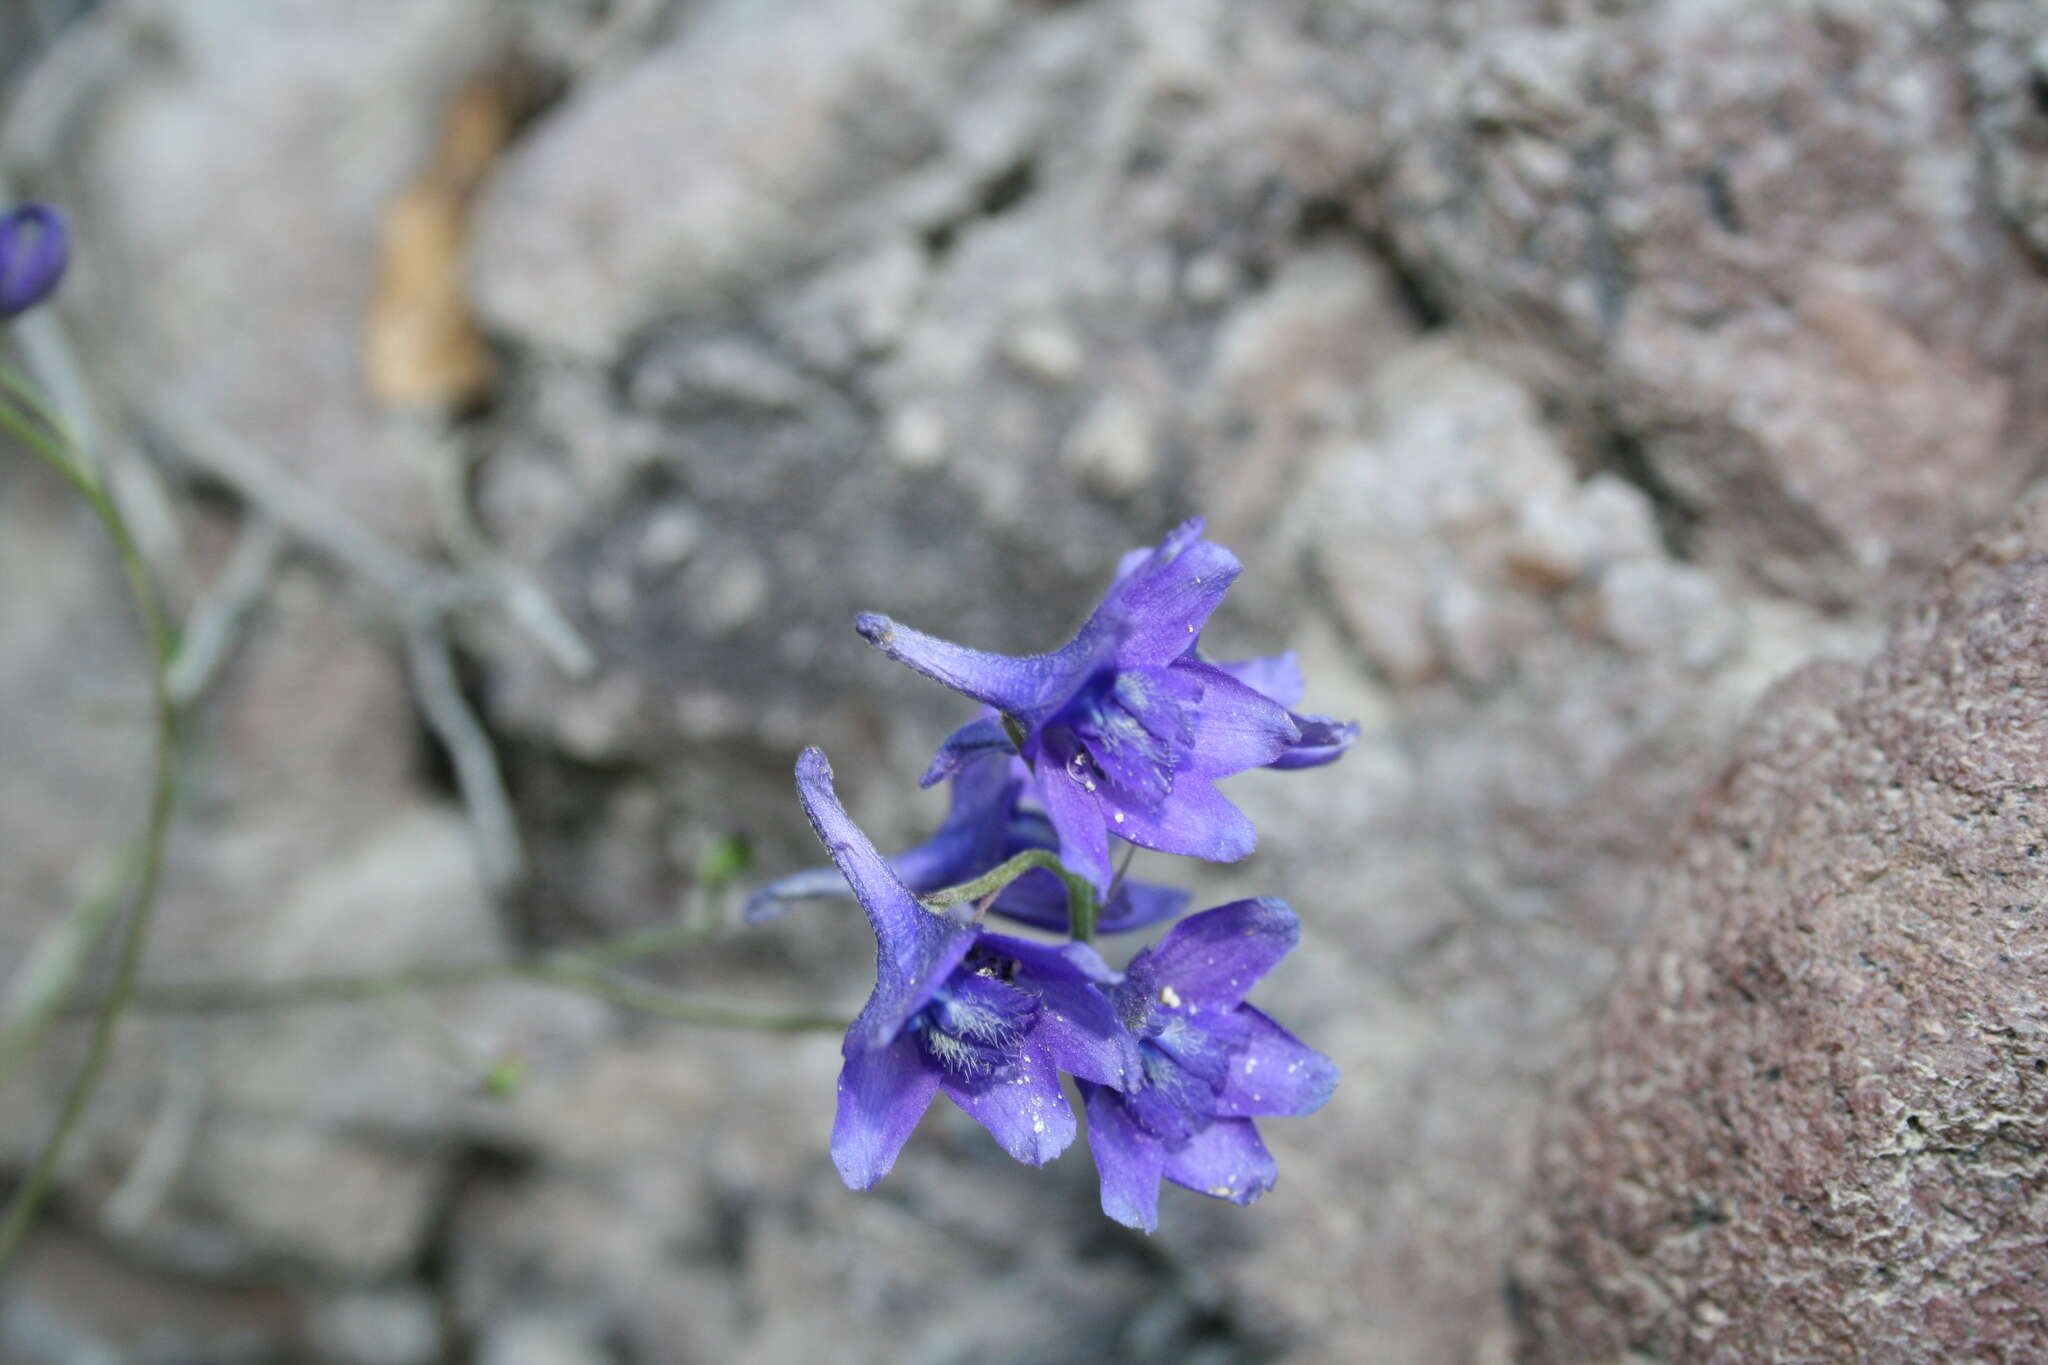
[919,848,1100,942]
[1068,877,1101,944]
[520,961,845,1034]
[0,393,181,1271]
[0,850,135,1091]
[109,952,846,1036]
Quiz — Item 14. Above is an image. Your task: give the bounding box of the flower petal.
[900,755,1017,886]
[1070,665,1202,811]
[1036,755,1113,890]
[1099,775,1256,867]
[1149,1006,1252,1091]
[746,756,1014,922]
[1267,713,1360,770]
[1160,1117,1278,1206]
[1173,662,1299,779]
[741,865,852,923]
[1213,651,1306,709]
[982,867,1070,930]
[1123,897,1299,1009]
[855,613,1098,725]
[941,1039,1075,1166]
[918,714,1016,788]
[796,748,976,1049]
[1095,877,1190,934]
[1215,1006,1339,1118]
[1083,1083,1168,1233]
[1097,519,1242,668]
[984,860,1185,936]
[831,1032,941,1190]
[975,933,1139,1088]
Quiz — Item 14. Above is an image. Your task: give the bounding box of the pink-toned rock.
[1516,496,2048,1360]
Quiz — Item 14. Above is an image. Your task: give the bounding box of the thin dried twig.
[102,1036,206,1233]
[103,920,845,1035]
[165,517,288,707]
[128,381,597,891]
[406,619,523,890]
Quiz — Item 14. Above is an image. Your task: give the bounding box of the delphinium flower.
[0,204,68,320]
[1080,897,1337,1232]
[746,746,1189,935]
[856,518,1302,889]
[773,517,1353,1228]
[794,747,1138,1186]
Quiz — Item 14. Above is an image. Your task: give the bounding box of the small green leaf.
[482,1056,527,1100]
[697,833,754,892]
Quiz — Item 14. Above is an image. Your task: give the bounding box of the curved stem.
[919,847,1100,942]
[0,396,180,1271]
[110,951,846,1036]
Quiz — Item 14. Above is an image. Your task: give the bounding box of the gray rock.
[64,0,503,548]
[1968,2,2048,261]
[308,1286,444,1365]
[1374,0,2048,606]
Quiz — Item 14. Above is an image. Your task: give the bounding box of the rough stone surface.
[1515,497,2048,1361]
[1373,0,2048,607]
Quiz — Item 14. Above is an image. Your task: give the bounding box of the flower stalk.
[0,371,180,1272]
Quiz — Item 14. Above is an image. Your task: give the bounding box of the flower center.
[910,954,1039,1079]
[1048,666,1200,815]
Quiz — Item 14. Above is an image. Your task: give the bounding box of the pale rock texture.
[1373,0,2048,606]
[61,0,504,548]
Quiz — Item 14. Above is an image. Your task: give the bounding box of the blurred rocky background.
[1,1,2045,1361]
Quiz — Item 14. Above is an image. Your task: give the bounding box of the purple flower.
[857,519,1300,889]
[1209,652,1359,771]
[747,749,1190,934]
[1079,897,1337,1232]
[0,204,68,319]
[794,747,1139,1188]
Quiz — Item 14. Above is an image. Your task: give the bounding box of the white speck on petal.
[1209,1185,1232,1197]
[1113,811,1126,824]
[1084,780,1097,792]
[1159,984,1182,1008]
[1033,1118,1046,1133]
[1244,1057,1258,1073]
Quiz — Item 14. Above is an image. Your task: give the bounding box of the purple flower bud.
[0,204,69,319]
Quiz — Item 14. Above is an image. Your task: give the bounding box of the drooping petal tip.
[853,612,896,649]
[831,1034,942,1189]
[1215,1006,1339,1119]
